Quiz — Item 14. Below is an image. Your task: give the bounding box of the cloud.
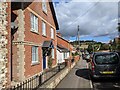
[54,1,118,42]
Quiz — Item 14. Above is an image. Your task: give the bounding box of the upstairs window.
[42,0,47,13]
[42,21,46,36]
[51,28,54,39]
[31,13,38,33]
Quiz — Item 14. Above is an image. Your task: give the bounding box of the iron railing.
[11,62,66,90]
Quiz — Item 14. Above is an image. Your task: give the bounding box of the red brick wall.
[57,35,74,60]
[23,2,57,77]
[57,35,69,49]
[12,2,57,80]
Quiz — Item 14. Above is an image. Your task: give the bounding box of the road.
[56,58,120,89]
[56,59,92,88]
[93,78,120,89]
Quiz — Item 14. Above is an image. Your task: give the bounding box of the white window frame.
[31,13,38,33]
[51,28,54,39]
[32,46,39,64]
[52,49,54,59]
[42,0,47,13]
[42,21,46,36]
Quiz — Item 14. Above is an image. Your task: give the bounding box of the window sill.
[31,30,39,35]
[52,58,54,59]
[31,61,40,66]
[42,34,47,37]
[51,38,54,40]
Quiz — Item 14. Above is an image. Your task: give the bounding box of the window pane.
[31,13,38,32]
[32,46,39,63]
[51,28,54,39]
[95,53,119,64]
[31,13,34,30]
[52,49,54,58]
[42,0,47,13]
[42,21,46,36]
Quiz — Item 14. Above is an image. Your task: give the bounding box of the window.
[64,52,67,59]
[42,21,46,36]
[31,13,38,33]
[32,46,39,63]
[42,0,47,13]
[51,28,54,39]
[51,49,54,58]
[95,53,119,65]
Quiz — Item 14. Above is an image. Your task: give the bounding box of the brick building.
[57,33,73,64]
[11,1,59,85]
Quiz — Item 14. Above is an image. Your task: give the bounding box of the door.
[43,55,46,69]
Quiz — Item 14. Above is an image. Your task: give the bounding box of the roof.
[42,40,54,48]
[57,35,70,43]
[57,44,69,52]
[49,2,59,30]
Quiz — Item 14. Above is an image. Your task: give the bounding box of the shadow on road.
[92,78,120,83]
[92,77,120,89]
[75,68,91,80]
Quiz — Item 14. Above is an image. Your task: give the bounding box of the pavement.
[56,59,92,88]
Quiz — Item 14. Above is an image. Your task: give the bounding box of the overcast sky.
[53,0,119,43]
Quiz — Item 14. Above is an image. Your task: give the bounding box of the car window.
[95,53,119,64]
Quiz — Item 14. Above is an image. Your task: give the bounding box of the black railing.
[11,62,66,90]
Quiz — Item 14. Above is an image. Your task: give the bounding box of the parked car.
[86,52,120,79]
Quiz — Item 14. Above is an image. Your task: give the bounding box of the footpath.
[38,58,80,88]
[56,59,92,88]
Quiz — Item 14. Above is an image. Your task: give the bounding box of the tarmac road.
[56,59,92,88]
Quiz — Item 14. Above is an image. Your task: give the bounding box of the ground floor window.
[51,49,54,59]
[32,46,39,63]
[63,52,67,59]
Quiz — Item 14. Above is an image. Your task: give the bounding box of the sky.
[53,0,119,43]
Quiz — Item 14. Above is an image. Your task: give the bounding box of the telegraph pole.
[77,25,80,57]
[118,1,120,37]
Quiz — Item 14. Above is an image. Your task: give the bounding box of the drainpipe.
[11,22,18,81]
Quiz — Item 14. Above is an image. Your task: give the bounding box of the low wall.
[39,61,77,88]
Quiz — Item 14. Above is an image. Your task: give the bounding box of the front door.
[43,55,46,69]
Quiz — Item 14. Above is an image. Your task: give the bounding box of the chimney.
[57,32,62,36]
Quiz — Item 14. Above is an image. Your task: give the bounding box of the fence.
[11,62,66,90]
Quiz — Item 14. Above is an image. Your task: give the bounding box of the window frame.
[42,21,46,36]
[30,13,38,33]
[42,0,47,14]
[51,49,55,59]
[32,46,39,64]
[51,28,54,39]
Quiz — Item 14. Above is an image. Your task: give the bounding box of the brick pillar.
[16,9,25,82]
[12,9,25,83]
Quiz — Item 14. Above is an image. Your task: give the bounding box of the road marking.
[89,79,93,88]
[88,75,93,88]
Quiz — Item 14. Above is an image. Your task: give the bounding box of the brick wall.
[12,2,57,83]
